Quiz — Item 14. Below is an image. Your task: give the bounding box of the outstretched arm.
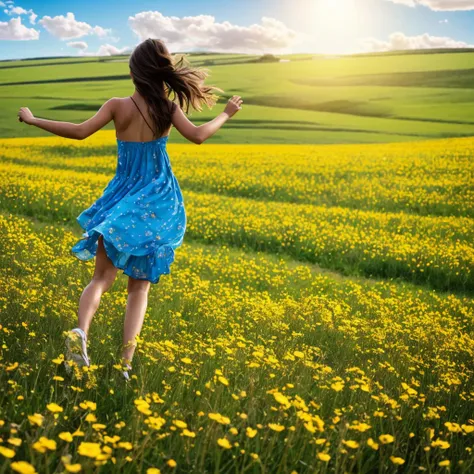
[18,98,118,140]
[172,95,243,145]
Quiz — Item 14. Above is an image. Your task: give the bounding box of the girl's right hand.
[224,95,243,118]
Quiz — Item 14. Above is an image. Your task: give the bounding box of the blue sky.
[1,0,474,60]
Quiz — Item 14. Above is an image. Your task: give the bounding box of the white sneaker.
[65,328,90,373]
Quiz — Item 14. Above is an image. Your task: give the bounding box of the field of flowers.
[0,131,473,473]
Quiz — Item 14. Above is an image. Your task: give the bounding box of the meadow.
[0,130,473,473]
[3,49,474,143]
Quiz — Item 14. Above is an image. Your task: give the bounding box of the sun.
[312,0,362,54]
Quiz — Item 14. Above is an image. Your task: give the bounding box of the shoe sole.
[64,332,90,373]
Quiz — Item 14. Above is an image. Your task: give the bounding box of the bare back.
[114,95,173,142]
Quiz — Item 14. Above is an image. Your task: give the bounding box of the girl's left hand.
[18,107,35,125]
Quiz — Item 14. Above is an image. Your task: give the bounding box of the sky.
[1,0,474,60]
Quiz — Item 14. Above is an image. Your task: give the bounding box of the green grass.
[2,49,474,143]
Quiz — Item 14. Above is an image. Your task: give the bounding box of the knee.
[92,272,116,292]
[127,278,151,295]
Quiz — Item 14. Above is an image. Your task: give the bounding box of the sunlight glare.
[312,0,361,54]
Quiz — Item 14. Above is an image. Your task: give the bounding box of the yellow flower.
[6,362,19,371]
[65,465,82,473]
[273,392,291,408]
[0,446,16,458]
[92,424,106,431]
[349,422,371,432]
[268,423,285,432]
[431,439,450,449]
[208,413,230,425]
[331,382,344,392]
[182,429,196,438]
[134,399,152,415]
[46,403,63,413]
[8,438,22,447]
[11,461,37,474]
[217,437,232,449]
[59,432,73,443]
[343,440,359,449]
[173,420,187,429]
[317,452,331,462]
[367,438,379,450]
[79,401,97,411]
[246,427,257,438]
[72,428,85,437]
[181,357,192,364]
[147,469,161,474]
[104,435,121,444]
[390,456,405,465]
[118,442,133,450]
[53,376,64,381]
[439,460,450,467]
[444,422,462,433]
[218,376,229,386]
[78,442,102,459]
[28,413,44,427]
[167,459,177,468]
[379,434,394,444]
[145,416,166,431]
[85,413,97,422]
[32,437,57,453]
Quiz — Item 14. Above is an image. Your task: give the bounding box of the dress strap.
[129,96,155,136]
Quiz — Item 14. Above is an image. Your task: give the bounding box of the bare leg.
[77,235,118,336]
[122,277,151,364]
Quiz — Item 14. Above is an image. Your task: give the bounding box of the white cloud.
[386,0,474,10]
[4,3,37,24]
[0,16,39,40]
[128,11,300,53]
[74,43,131,56]
[361,31,474,52]
[7,6,27,14]
[39,12,112,40]
[67,40,88,50]
[439,18,449,23]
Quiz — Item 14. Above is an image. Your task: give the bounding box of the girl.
[17,38,243,381]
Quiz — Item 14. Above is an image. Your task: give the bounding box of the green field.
[3,50,474,144]
[1,49,474,473]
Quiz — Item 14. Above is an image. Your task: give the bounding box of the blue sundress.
[71,134,186,284]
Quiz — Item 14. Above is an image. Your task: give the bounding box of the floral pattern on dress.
[71,136,186,284]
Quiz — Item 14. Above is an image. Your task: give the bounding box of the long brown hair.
[128,38,223,137]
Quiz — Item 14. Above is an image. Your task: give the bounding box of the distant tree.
[257,53,280,63]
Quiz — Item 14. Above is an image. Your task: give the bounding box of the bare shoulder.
[98,97,123,112]
[107,97,128,106]
[104,97,131,117]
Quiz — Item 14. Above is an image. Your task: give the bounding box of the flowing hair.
[128,38,224,137]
